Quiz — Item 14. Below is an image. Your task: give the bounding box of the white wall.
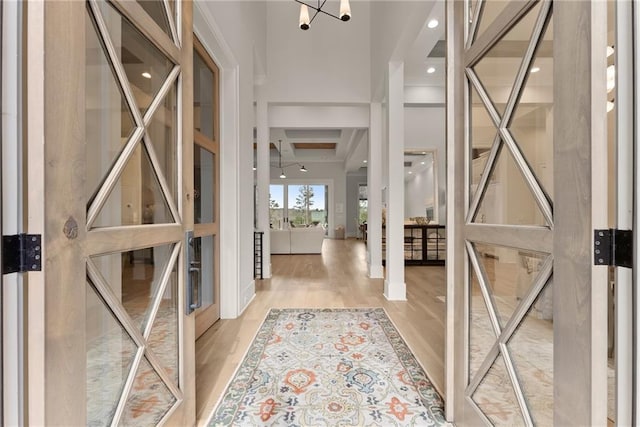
[269,162,346,238]
[265,2,371,103]
[404,106,446,224]
[370,1,436,100]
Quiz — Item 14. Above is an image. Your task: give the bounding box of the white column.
[219,66,240,318]
[255,96,271,278]
[384,61,406,300]
[367,103,383,278]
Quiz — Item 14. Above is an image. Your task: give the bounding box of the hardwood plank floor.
[194,238,446,425]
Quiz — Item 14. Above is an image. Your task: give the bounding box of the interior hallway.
[194,238,446,424]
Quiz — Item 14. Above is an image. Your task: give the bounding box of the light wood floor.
[194,238,446,425]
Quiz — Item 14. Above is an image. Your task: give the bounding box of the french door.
[448,0,609,424]
[269,183,329,231]
[39,0,195,424]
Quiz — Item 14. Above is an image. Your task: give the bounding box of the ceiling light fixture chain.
[295,0,351,30]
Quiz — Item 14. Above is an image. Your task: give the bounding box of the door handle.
[186,231,202,314]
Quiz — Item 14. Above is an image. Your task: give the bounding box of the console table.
[364,224,446,266]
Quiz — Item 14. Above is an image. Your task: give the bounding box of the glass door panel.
[193,37,220,338]
[194,50,215,140]
[194,146,215,224]
[269,184,329,233]
[269,184,285,229]
[95,0,174,115]
[287,184,327,228]
[193,235,216,315]
[80,0,190,424]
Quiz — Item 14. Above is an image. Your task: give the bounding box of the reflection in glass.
[147,83,178,204]
[508,281,554,426]
[93,144,174,228]
[121,357,176,425]
[136,0,171,38]
[85,9,136,204]
[473,144,548,226]
[194,147,215,224]
[194,51,215,140]
[86,282,137,426]
[147,262,179,385]
[90,243,176,336]
[469,242,553,424]
[509,18,554,200]
[469,264,496,382]
[473,243,549,328]
[97,1,174,114]
[472,354,526,425]
[476,0,511,41]
[474,1,542,117]
[469,85,496,204]
[193,235,216,310]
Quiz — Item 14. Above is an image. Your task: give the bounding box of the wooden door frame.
[446,0,609,423]
[193,35,221,339]
[33,0,195,424]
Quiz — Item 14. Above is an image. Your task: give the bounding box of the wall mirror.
[404,150,439,224]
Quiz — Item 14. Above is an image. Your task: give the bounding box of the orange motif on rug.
[340,332,365,346]
[257,398,278,422]
[284,369,316,394]
[387,396,412,421]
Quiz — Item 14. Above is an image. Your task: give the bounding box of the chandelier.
[296,0,351,30]
[272,140,308,179]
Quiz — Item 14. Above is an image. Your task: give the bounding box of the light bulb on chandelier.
[296,0,351,30]
[272,140,309,177]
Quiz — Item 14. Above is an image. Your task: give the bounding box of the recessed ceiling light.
[427,67,436,74]
[421,161,425,165]
[142,72,152,79]
[427,19,439,29]
[530,67,540,73]
[408,171,413,174]
[363,160,368,163]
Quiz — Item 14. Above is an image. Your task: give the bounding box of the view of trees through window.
[269,184,328,230]
[358,184,368,225]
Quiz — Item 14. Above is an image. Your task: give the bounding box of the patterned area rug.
[209,308,446,426]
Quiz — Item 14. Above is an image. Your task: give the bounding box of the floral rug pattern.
[209,308,446,426]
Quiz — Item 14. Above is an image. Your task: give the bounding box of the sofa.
[270,227,325,254]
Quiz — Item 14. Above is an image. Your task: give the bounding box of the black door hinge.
[2,234,42,274]
[594,229,632,268]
